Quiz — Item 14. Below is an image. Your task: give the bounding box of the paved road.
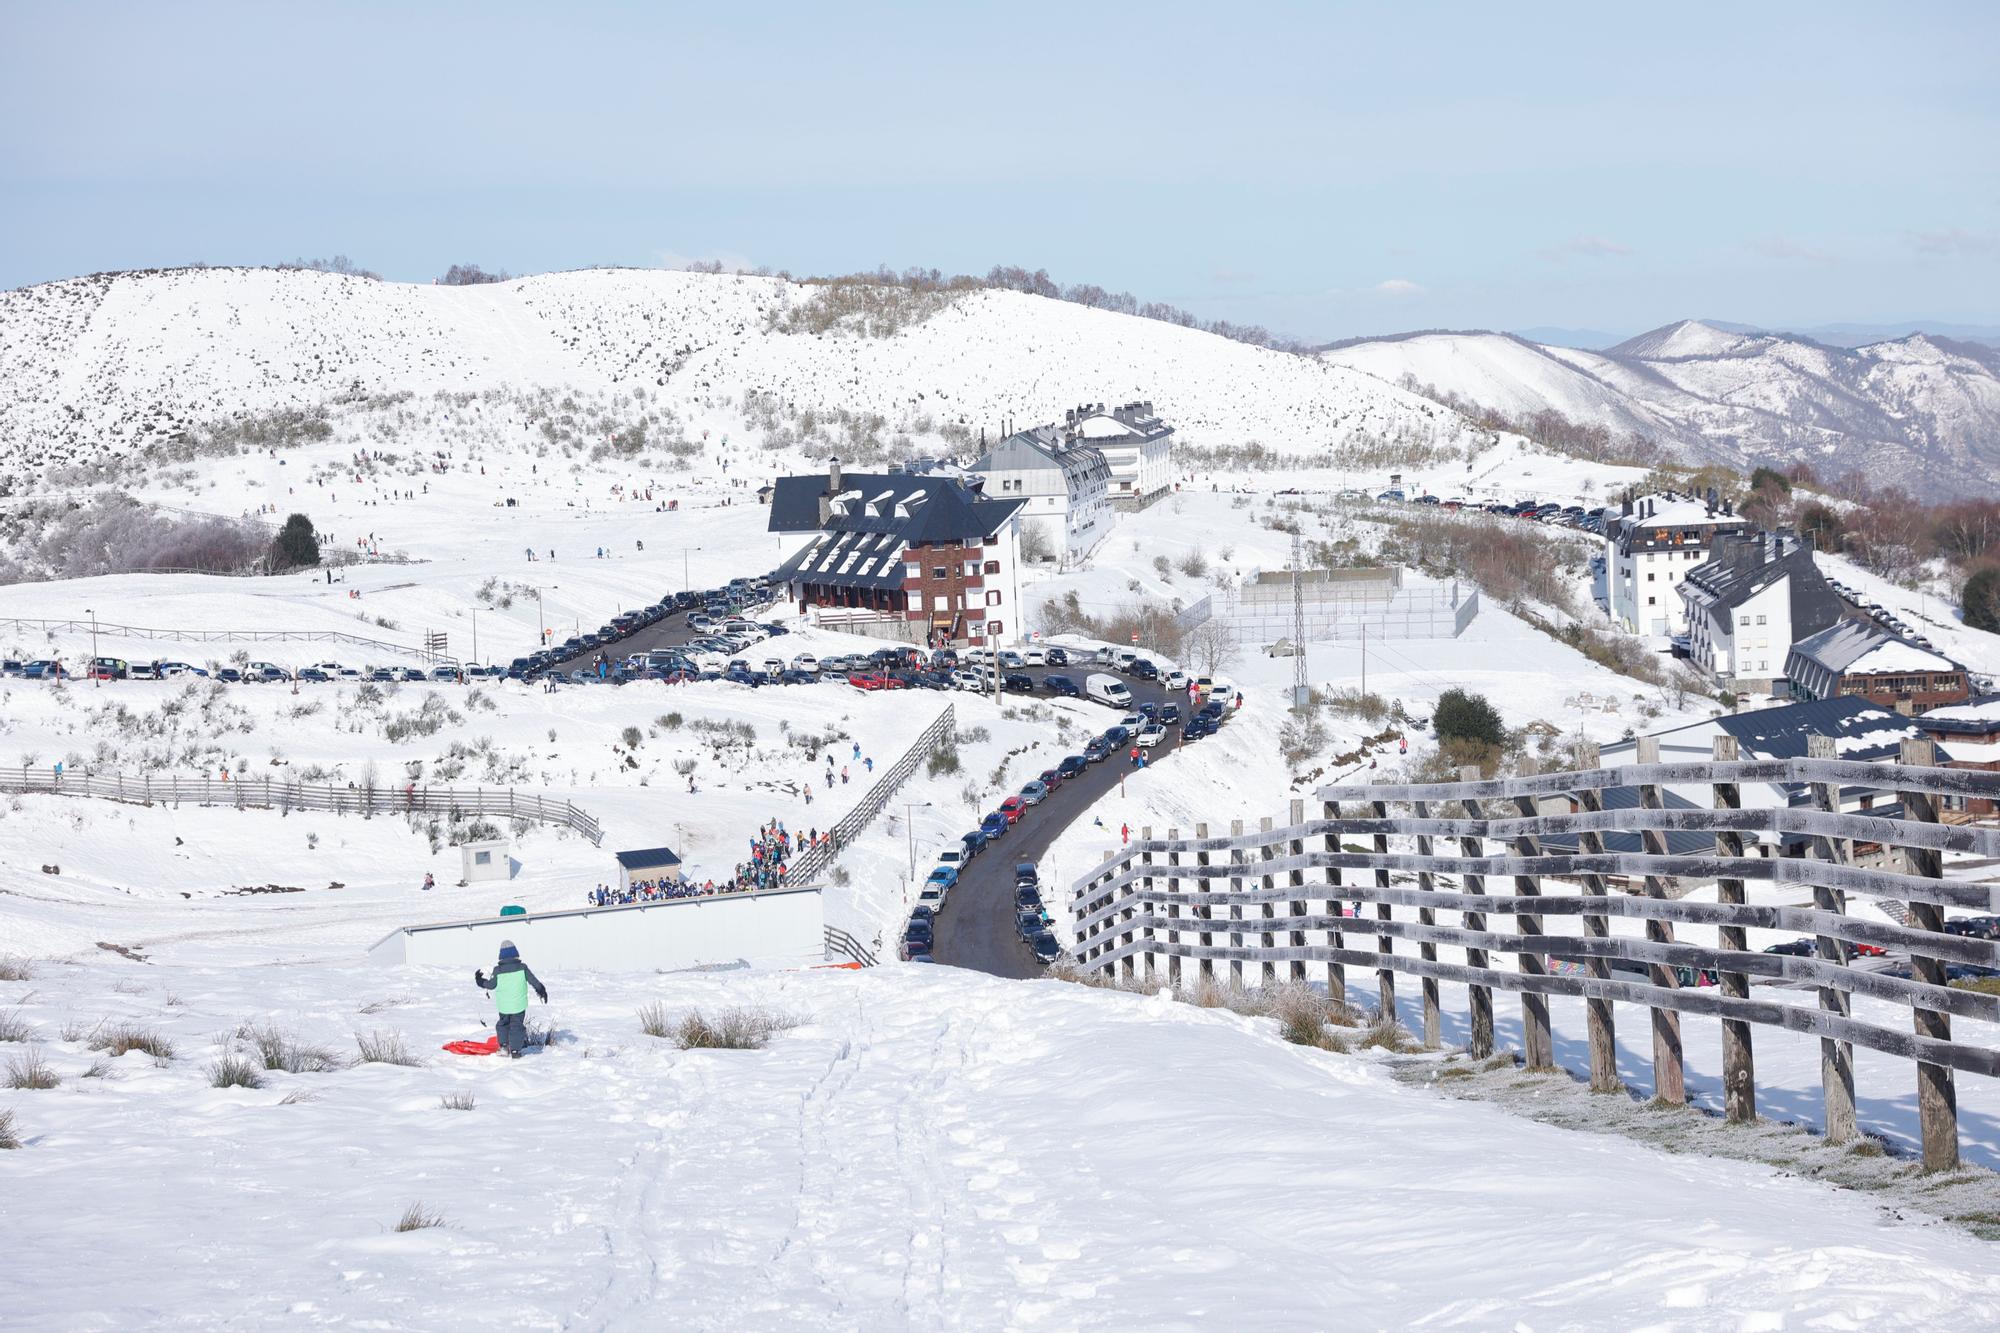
[933,671,1185,978]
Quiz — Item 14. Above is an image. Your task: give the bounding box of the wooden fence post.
[1711,735,1755,1123]
[1505,757,1554,1070]
[1258,815,1277,987]
[1194,823,1213,983]
[1573,742,1619,1092]
[1412,797,1442,1050]
[1805,733,1858,1143]
[1287,799,1308,986]
[1166,828,1183,990]
[1452,765,1494,1059]
[1229,818,1247,992]
[1139,826,1156,984]
[1369,797,1395,1022]
[1323,799,1346,1005]
[1635,736,1686,1105]
[1899,737,1959,1172]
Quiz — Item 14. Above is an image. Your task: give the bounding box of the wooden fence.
[1,768,601,844]
[0,617,452,665]
[1070,735,2000,1170]
[788,704,955,887]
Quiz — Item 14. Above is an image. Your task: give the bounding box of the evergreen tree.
[271,513,321,569]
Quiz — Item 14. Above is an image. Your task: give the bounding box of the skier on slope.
[475,940,548,1059]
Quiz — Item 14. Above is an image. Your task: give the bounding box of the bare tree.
[1185,620,1239,676]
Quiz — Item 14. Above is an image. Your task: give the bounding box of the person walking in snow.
[475,939,548,1059]
[421,872,434,891]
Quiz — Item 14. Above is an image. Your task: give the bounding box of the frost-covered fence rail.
[1,768,601,844]
[790,704,954,887]
[0,617,454,665]
[1069,736,2000,1170]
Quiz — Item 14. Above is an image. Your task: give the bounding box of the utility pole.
[1361,620,1367,696]
[87,608,98,687]
[1290,530,1309,713]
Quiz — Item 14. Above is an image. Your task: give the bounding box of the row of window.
[907,560,1002,580]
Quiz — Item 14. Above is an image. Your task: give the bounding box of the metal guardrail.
[0,769,601,844]
[789,703,955,887]
[0,618,454,666]
[1070,734,2000,1172]
[823,924,880,967]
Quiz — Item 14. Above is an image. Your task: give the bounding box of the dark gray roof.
[1538,783,1714,856]
[767,471,1023,544]
[1918,695,2000,737]
[615,846,682,871]
[777,528,908,592]
[967,426,1111,486]
[1682,532,1843,643]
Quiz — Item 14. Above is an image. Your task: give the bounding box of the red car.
[848,672,889,691]
[1850,942,1887,958]
[998,795,1026,824]
[1038,767,1063,792]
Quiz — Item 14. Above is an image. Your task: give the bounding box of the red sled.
[442,1036,500,1056]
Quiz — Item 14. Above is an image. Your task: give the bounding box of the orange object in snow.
[442,1035,501,1056]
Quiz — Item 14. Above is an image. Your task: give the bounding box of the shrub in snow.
[636,1002,671,1038]
[245,1024,344,1073]
[354,1030,422,1067]
[89,1024,175,1062]
[207,1054,264,1090]
[439,1092,476,1111]
[0,957,33,982]
[668,1007,800,1051]
[0,1107,18,1148]
[0,1009,31,1043]
[393,1202,448,1232]
[1433,688,1504,749]
[4,1047,59,1089]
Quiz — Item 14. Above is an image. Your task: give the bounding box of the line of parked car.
[1,656,473,684]
[1824,578,1941,651]
[904,857,1061,966]
[506,576,777,681]
[1363,491,1616,534]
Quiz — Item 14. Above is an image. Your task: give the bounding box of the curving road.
[931,669,1185,978]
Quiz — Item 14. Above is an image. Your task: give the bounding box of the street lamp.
[901,800,933,879]
[682,546,702,594]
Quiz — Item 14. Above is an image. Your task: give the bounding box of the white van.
[1086,673,1133,708]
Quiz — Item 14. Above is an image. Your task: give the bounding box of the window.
[474,850,492,866]
[932,567,947,580]
[987,619,1002,635]
[905,564,920,581]
[964,562,979,578]
[1756,614,1766,626]
[986,590,1002,606]
[1646,596,1656,606]
[1646,572,1655,582]
[984,560,1000,575]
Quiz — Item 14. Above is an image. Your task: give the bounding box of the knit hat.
[498,939,519,961]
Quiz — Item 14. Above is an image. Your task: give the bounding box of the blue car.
[961,831,988,857]
[926,864,959,890]
[981,812,1009,840]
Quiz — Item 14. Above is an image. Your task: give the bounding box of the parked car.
[297,667,332,682]
[216,667,244,683]
[1014,863,1039,887]
[998,795,1026,824]
[1014,883,1043,912]
[1163,670,1190,691]
[1029,931,1062,965]
[916,883,947,915]
[1038,767,1063,792]
[1128,658,1159,681]
[926,864,959,892]
[961,830,989,858]
[1043,674,1081,697]
[997,650,1025,668]
[1057,754,1089,779]
[1016,909,1045,942]
[1136,723,1166,749]
[980,812,1009,840]
[1086,673,1133,708]
[1044,646,1070,666]
[848,672,890,690]
[1763,938,1816,957]
[1003,672,1036,693]
[937,847,968,873]
[1019,779,1049,806]
[1156,702,1182,725]
[1083,736,1112,763]
[24,659,65,680]
[88,657,130,680]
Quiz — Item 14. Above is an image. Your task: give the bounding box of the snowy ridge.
[0,266,1489,485]
[1323,319,2000,496]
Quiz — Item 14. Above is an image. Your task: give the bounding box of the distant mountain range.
[1506,321,2000,353]
[1322,320,2000,498]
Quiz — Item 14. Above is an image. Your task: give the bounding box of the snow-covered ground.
[7,953,2000,1329]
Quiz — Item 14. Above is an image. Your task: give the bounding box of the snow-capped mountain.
[0,266,1489,490]
[1322,319,2000,496]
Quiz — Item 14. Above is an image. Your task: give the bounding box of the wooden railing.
[1,768,601,844]
[788,704,954,887]
[823,924,880,967]
[0,617,452,665]
[1069,735,2000,1170]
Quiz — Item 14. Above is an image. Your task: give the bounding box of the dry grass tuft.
[1358,1019,1417,1053]
[668,1007,800,1051]
[90,1024,175,1061]
[0,1009,32,1043]
[394,1202,447,1232]
[0,957,33,982]
[439,1091,476,1111]
[354,1029,422,1067]
[5,1046,60,1089]
[207,1053,265,1089]
[0,1107,18,1149]
[278,1088,321,1105]
[636,1002,671,1038]
[247,1023,345,1073]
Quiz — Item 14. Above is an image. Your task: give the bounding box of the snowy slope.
[0,266,1487,490]
[1324,320,2000,496]
[7,952,2000,1327]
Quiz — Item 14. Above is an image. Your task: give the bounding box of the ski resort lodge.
[1678,528,1843,694]
[1784,619,1972,715]
[768,459,1025,646]
[1603,491,1748,639]
[965,424,1112,564]
[1067,401,1174,508]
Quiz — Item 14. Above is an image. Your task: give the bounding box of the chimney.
[1621,494,1633,517]
[819,456,842,526]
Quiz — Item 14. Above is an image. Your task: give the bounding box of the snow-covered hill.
[1323,319,2000,496]
[0,266,1488,491]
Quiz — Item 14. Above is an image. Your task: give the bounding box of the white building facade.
[1680,530,1844,695]
[1070,401,1174,507]
[1603,492,1749,639]
[965,425,1111,563]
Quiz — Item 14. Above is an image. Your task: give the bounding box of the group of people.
[585,876,713,907]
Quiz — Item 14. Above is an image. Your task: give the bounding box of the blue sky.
[3,1,1995,340]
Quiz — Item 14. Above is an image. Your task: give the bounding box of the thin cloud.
[1373,278,1423,295]
[1747,235,1834,262]
[1541,234,1633,261]
[1907,227,1995,257]
[1210,266,1259,286]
